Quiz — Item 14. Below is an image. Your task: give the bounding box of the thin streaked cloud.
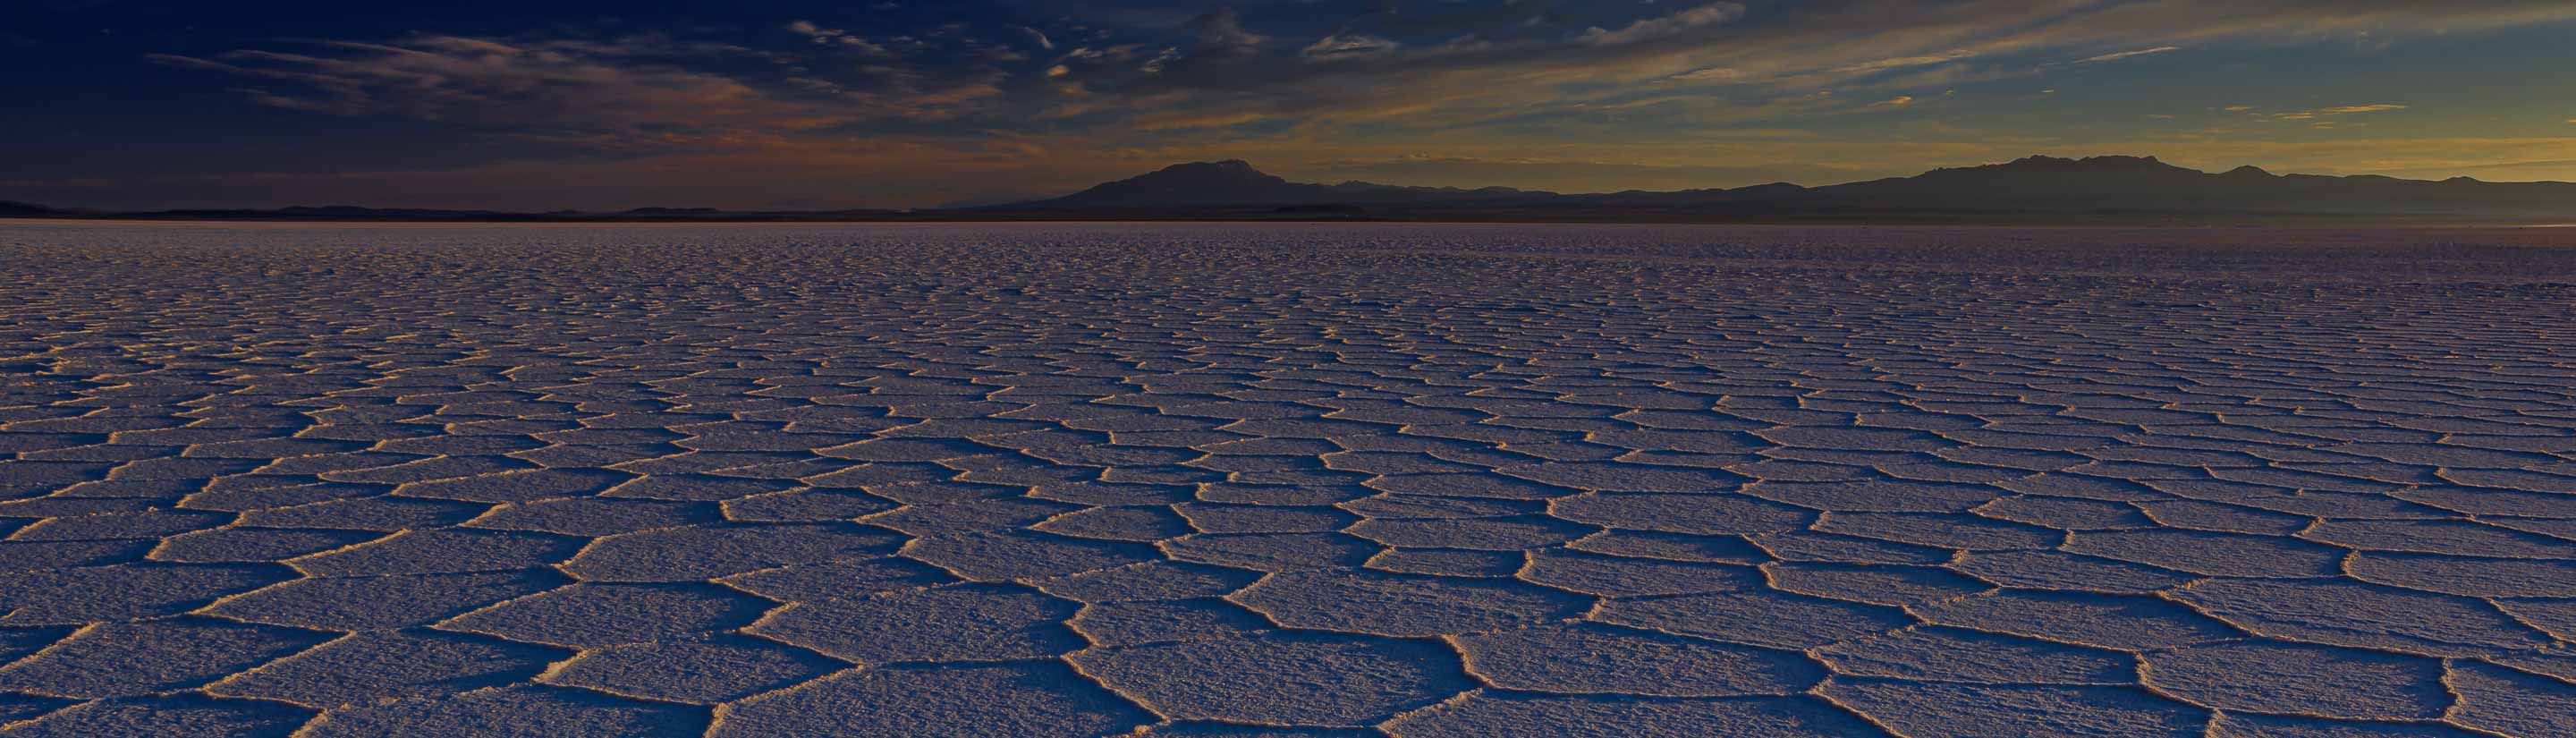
[2078,47,2182,64]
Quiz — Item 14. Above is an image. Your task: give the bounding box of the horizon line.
[11,153,2576,215]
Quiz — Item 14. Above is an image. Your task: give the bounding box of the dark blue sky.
[9,1,2576,209]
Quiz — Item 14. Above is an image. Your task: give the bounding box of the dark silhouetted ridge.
[276,206,506,217]
[1028,160,1311,208]
[0,200,63,216]
[1013,160,1559,209]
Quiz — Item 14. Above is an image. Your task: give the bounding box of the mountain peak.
[1140,159,1276,182]
[2000,154,2178,170]
[1024,160,1305,208]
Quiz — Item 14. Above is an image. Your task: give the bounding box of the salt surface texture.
[1,221,2573,736]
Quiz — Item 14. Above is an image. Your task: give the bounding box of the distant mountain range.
[1000,156,2576,221]
[8,156,2574,223]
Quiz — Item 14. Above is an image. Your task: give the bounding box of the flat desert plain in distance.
[2,220,2574,737]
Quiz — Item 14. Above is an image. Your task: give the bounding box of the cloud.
[2077,46,2181,64]
[150,37,805,140]
[1669,67,1744,82]
[1016,1,2567,162]
[1580,4,1747,46]
[1302,34,1402,60]
[1835,50,1979,74]
[2267,104,2407,121]
[1183,7,1267,60]
[1020,26,1055,51]
[2318,104,2408,115]
[183,3,2551,150]
[786,20,890,56]
[148,32,1020,148]
[785,21,835,39]
[1871,96,1917,107]
[1131,111,1269,131]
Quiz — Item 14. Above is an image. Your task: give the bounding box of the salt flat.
[3,221,2574,737]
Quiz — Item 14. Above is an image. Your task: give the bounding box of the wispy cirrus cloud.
[1835,50,1981,74]
[1038,0,2576,139]
[153,2,2575,147]
[2264,104,2409,121]
[2078,46,2182,64]
[1579,3,1746,46]
[148,29,1024,150]
[2318,104,2410,115]
[785,20,890,56]
[1301,34,1402,60]
[149,37,818,146]
[104,0,2576,208]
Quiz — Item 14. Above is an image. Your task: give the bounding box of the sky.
[7,0,2576,210]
